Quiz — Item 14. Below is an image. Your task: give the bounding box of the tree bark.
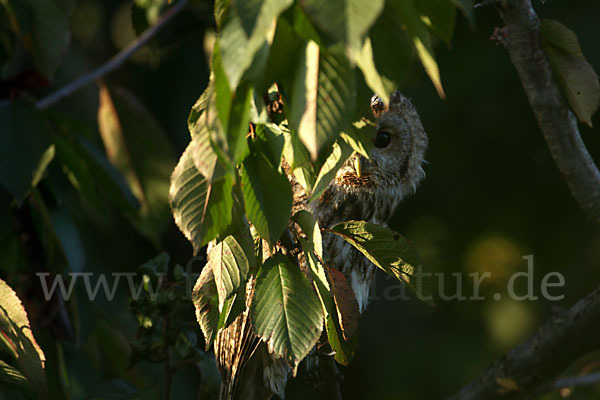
[498,0,600,227]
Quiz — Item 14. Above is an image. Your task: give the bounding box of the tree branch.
[448,1,600,398]
[447,285,600,400]
[35,0,188,110]
[551,371,600,390]
[497,0,600,226]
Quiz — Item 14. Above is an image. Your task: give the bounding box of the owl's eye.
[374,131,391,148]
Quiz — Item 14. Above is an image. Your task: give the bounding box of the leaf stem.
[35,0,188,110]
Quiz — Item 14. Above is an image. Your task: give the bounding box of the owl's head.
[335,91,428,198]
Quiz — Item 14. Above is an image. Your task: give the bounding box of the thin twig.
[530,371,600,398]
[552,371,600,390]
[35,0,188,110]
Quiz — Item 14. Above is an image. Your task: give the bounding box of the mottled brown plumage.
[214,91,428,399]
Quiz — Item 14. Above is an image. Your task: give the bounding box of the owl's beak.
[354,157,362,178]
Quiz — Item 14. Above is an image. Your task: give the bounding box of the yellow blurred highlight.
[70,0,103,46]
[465,234,523,286]
[485,298,534,350]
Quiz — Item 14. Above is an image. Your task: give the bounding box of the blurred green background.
[1,0,600,399]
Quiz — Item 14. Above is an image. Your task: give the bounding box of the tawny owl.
[213,91,428,399]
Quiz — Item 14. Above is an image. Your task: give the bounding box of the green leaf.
[188,85,211,131]
[218,183,257,270]
[0,278,47,397]
[169,139,234,253]
[281,124,315,192]
[541,20,600,127]
[290,42,356,160]
[352,37,389,105]
[188,92,226,181]
[300,0,384,49]
[208,236,250,311]
[0,360,30,396]
[53,136,103,211]
[293,210,323,258]
[217,283,246,331]
[251,254,323,368]
[218,0,293,90]
[255,124,285,168]
[326,221,433,302]
[240,150,292,246]
[297,236,357,365]
[325,314,358,366]
[192,266,219,350]
[308,140,353,203]
[295,214,359,365]
[340,121,373,160]
[94,311,132,375]
[418,0,456,45]
[368,3,413,92]
[97,84,175,240]
[450,0,474,23]
[391,0,445,98]
[214,0,230,29]
[0,101,53,201]
[264,16,305,91]
[540,19,584,58]
[4,0,70,76]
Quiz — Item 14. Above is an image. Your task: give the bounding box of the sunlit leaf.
[326,220,433,302]
[187,86,228,181]
[340,121,373,160]
[391,0,446,98]
[290,42,356,160]
[325,314,358,366]
[211,46,253,166]
[240,150,292,246]
[293,210,323,258]
[218,0,293,90]
[308,140,353,203]
[301,0,384,49]
[251,254,323,368]
[208,236,250,312]
[352,37,389,105]
[192,266,219,350]
[0,101,53,202]
[281,124,315,192]
[418,0,456,46]
[0,278,46,397]
[169,140,234,254]
[541,20,600,127]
